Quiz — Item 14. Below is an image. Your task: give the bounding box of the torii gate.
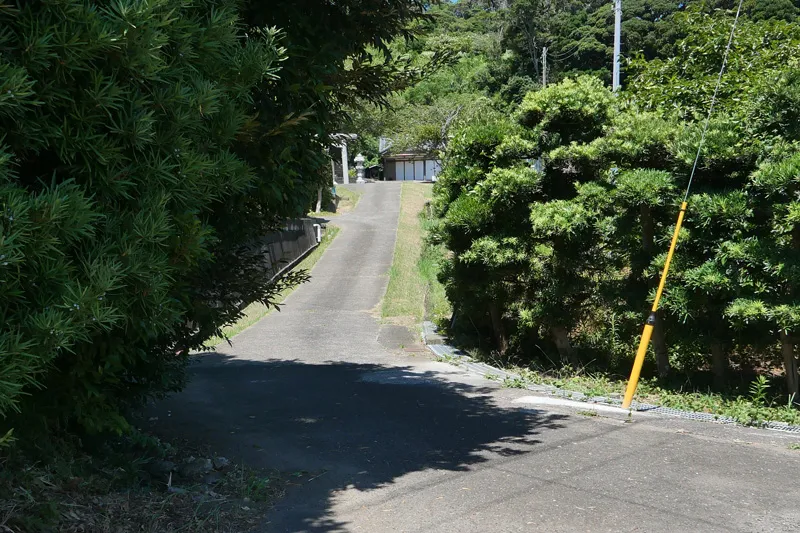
[315,133,358,213]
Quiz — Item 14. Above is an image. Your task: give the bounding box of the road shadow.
[147,354,567,532]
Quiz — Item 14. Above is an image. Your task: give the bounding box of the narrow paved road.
[153,183,800,533]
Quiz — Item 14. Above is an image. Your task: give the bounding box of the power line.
[550,46,582,62]
[549,41,581,59]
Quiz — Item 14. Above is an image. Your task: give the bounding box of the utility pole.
[612,0,622,92]
[541,46,548,87]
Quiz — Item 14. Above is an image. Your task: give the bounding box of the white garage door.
[414,160,424,181]
[425,160,441,180]
[395,161,405,181]
[404,161,414,181]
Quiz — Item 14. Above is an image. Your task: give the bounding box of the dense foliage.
[432,6,800,399]
[358,0,800,171]
[503,0,800,85]
[0,0,426,438]
[348,1,505,165]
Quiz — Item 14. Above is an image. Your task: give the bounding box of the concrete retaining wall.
[254,219,320,282]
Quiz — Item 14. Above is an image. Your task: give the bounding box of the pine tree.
[726,148,800,398]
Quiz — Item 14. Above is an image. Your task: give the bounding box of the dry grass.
[204,226,340,348]
[40,469,281,533]
[0,436,297,533]
[381,183,431,324]
[311,185,362,217]
[334,186,361,214]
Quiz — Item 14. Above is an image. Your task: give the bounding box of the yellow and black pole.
[621,0,745,410]
[622,202,687,408]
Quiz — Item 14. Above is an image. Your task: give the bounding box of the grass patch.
[204,226,340,348]
[0,432,293,533]
[382,183,429,322]
[476,353,800,426]
[418,208,451,324]
[382,183,451,326]
[335,186,361,213]
[648,386,800,427]
[311,185,362,217]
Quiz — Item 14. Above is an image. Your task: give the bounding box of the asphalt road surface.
[151,182,800,533]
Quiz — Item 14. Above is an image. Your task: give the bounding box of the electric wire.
[550,41,582,60]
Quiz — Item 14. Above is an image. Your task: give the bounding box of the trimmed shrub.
[0,0,429,437]
[0,0,291,433]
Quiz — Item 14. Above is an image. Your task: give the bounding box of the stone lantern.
[355,153,366,184]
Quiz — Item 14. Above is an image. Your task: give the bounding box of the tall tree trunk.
[780,331,799,401]
[710,340,727,390]
[521,22,540,80]
[315,187,323,213]
[551,325,579,368]
[652,310,670,378]
[489,302,508,355]
[788,227,800,400]
[640,204,655,253]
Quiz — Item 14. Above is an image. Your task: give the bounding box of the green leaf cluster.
[0,0,426,438]
[435,56,800,396]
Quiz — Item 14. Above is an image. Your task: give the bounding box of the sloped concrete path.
[152,183,800,533]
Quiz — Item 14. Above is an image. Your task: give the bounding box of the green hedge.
[0,0,292,433]
[434,12,800,398]
[0,0,427,437]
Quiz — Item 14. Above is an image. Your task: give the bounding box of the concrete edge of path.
[512,395,640,416]
[421,321,800,436]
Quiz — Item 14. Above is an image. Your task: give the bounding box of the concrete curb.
[422,322,800,434]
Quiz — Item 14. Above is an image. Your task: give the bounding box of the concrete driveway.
[151,182,800,533]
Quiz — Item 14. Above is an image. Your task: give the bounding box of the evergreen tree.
[726,148,800,397]
[0,0,427,437]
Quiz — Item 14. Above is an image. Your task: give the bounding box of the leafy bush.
[517,76,615,149]
[631,9,800,121]
[0,0,427,438]
[435,65,800,399]
[0,0,289,434]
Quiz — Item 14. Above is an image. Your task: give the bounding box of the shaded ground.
[150,182,800,533]
[155,355,566,531]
